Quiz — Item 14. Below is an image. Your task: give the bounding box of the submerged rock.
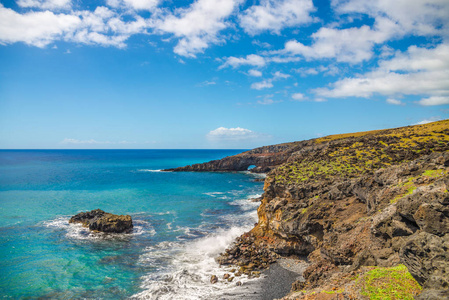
[69,209,133,233]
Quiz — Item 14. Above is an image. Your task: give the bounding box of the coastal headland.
[166,119,449,299]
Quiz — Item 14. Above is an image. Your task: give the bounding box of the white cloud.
[294,65,339,77]
[61,138,111,144]
[315,43,449,104]
[197,80,216,86]
[386,98,404,105]
[17,0,72,10]
[413,117,442,125]
[251,80,273,90]
[207,127,261,141]
[0,5,80,47]
[332,0,449,37]
[278,17,398,63]
[107,0,160,11]
[257,98,275,105]
[256,94,280,105]
[239,0,315,35]
[252,40,272,48]
[273,71,290,79]
[0,5,147,48]
[153,0,241,57]
[249,70,290,90]
[219,54,266,69]
[292,92,305,101]
[294,67,318,76]
[248,69,262,77]
[418,96,449,106]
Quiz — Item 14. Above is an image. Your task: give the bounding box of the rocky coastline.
[174,120,449,299]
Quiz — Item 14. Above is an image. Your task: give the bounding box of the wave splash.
[132,195,262,300]
[43,217,156,241]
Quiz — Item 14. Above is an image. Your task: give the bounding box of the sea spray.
[133,195,262,300]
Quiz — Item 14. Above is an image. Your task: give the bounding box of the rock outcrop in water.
[69,209,133,233]
[173,119,449,299]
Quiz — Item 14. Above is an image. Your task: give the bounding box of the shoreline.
[216,259,308,300]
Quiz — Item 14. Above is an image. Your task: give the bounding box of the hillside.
[177,120,449,299]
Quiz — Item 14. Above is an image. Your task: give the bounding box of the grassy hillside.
[274,120,449,185]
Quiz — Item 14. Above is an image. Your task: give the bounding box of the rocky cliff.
[163,141,312,173]
[177,120,449,299]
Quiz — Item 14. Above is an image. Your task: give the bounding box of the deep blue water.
[0,150,264,299]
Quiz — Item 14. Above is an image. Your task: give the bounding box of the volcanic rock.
[69,209,133,233]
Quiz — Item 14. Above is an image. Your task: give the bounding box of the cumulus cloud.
[251,80,273,90]
[314,43,449,104]
[386,98,404,105]
[153,0,241,57]
[256,94,281,105]
[418,96,449,106]
[106,0,160,11]
[250,70,290,90]
[17,0,72,10]
[0,5,80,47]
[239,0,315,35]
[219,54,266,69]
[413,117,442,125]
[294,65,339,77]
[332,0,449,37]
[273,71,290,79]
[207,127,261,141]
[277,17,398,63]
[0,5,147,48]
[291,93,305,101]
[248,69,262,77]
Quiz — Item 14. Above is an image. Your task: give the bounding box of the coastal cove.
[0,150,268,299]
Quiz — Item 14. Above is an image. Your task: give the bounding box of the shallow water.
[0,150,264,299]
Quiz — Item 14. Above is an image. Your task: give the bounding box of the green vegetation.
[322,289,344,294]
[422,169,444,178]
[273,120,449,186]
[390,169,446,203]
[358,265,422,300]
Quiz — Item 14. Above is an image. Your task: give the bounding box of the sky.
[0,0,448,149]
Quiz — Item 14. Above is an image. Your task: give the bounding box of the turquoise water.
[0,150,264,299]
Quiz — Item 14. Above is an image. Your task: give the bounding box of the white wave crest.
[133,221,261,299]
[43,216,155,240]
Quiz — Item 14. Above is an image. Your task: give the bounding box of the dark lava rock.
[415,288,449,300]
[69,209,133,233]
[400,232,449,291]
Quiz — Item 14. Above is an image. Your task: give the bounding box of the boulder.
[69,209,133,233]
[400,232,449,290]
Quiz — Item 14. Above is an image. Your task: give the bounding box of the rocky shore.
[175,120,449,299]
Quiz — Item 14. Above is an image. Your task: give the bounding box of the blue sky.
[0,0,448,149]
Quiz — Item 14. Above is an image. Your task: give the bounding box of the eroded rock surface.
[69,209,133,233]
[212,120,449,299]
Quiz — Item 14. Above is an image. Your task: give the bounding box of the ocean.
[0,150,264,299]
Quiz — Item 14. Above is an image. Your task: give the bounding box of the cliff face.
[174,120,449,299]
[250,120,449,299]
